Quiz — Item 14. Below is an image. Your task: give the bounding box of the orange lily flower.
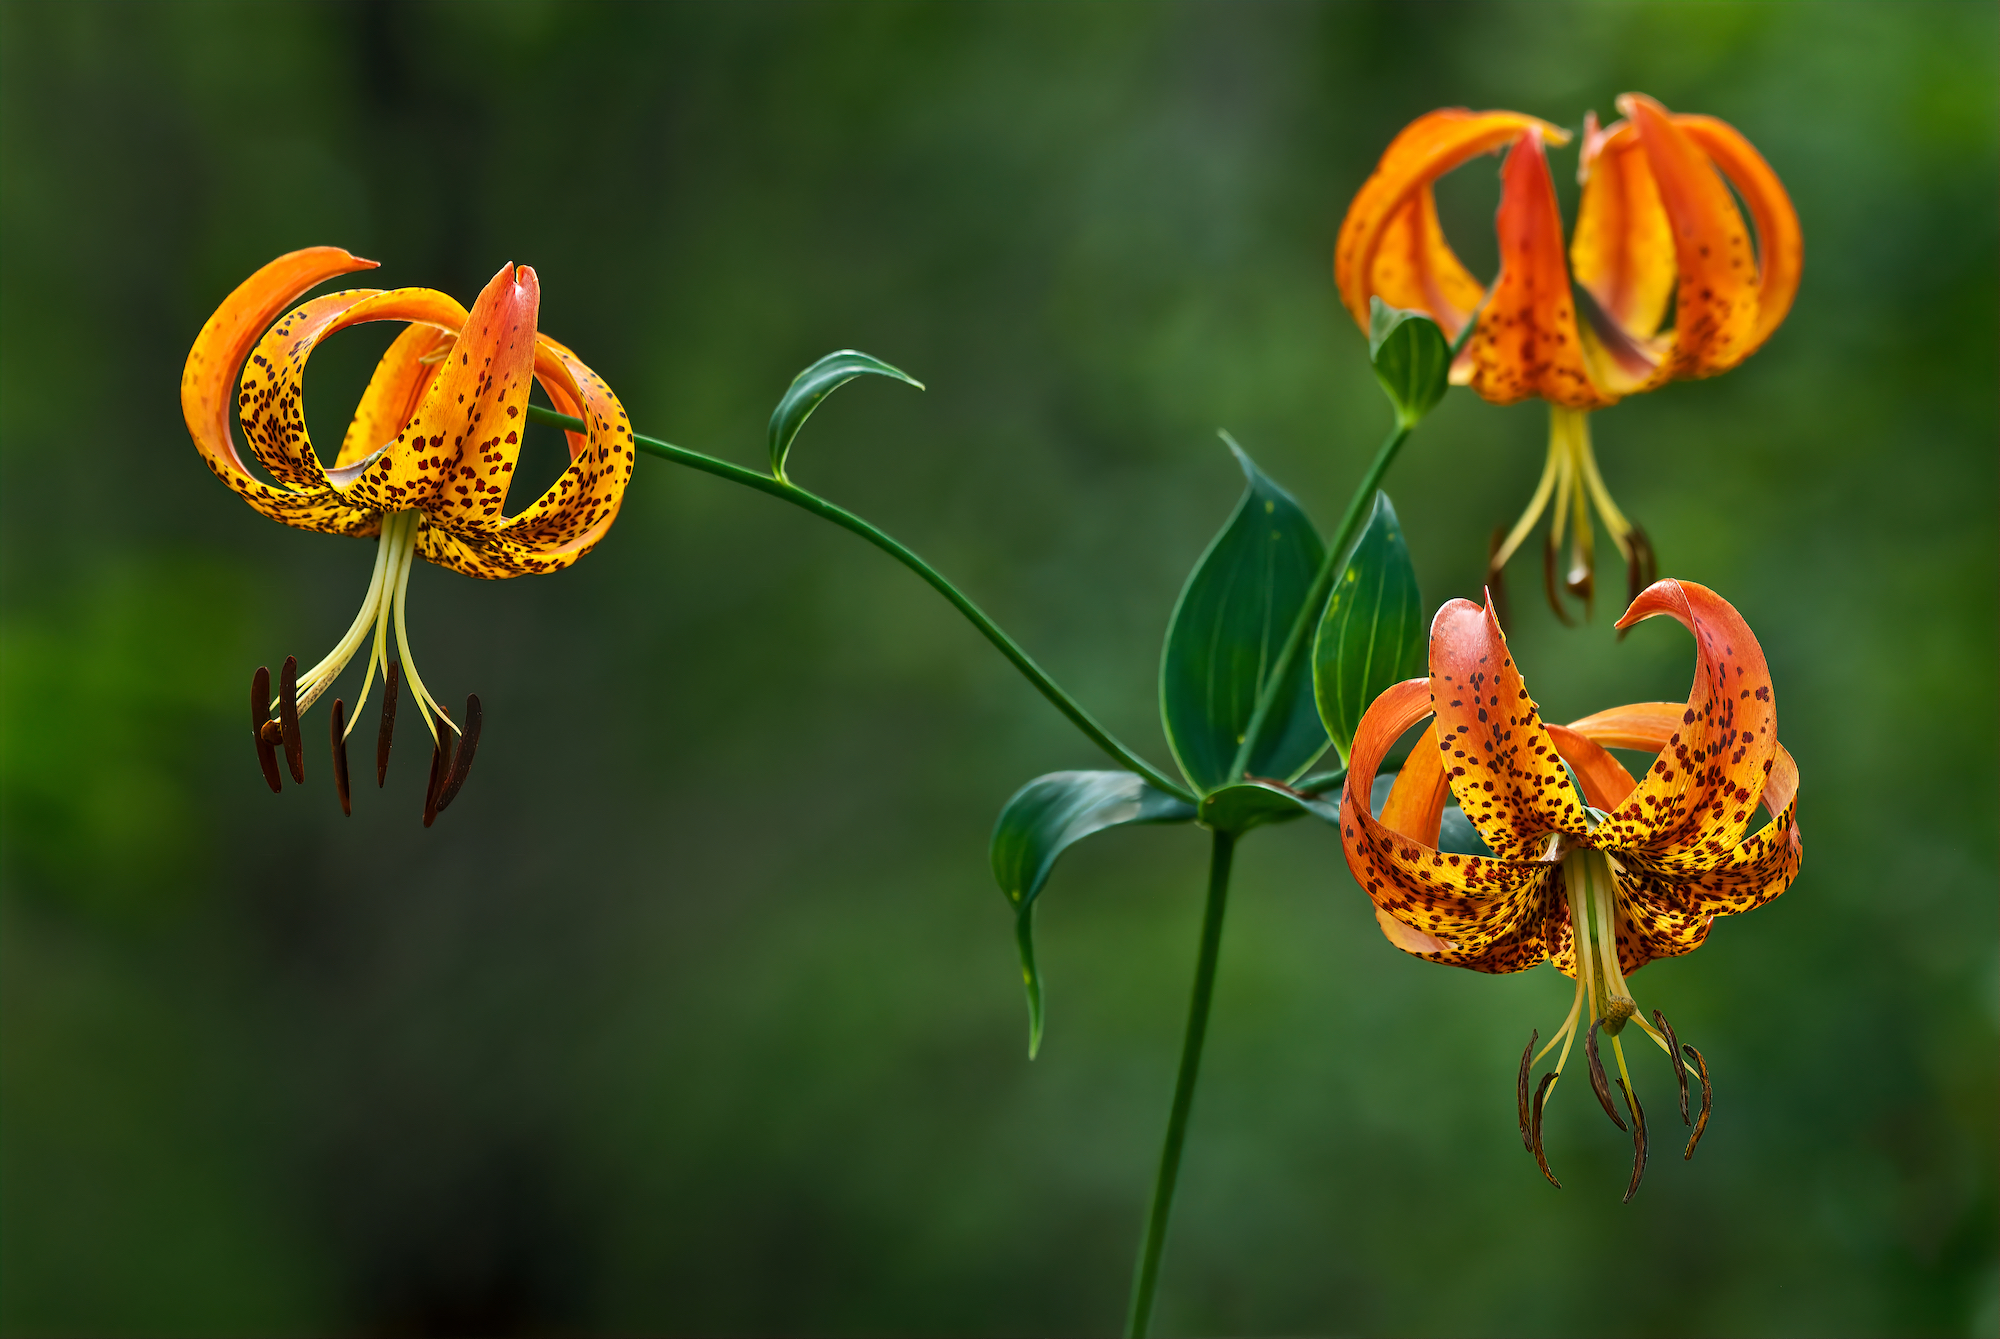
[182,247,636,822]
[1335,97,1801,622]
[1338,579,1801,1198]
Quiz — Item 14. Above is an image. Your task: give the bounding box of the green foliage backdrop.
[2,2,1993,1334]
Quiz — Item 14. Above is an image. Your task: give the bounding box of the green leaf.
[1197,780,1340,835]
[1368,297,1451,427]
[768,350,923,481]
[1160,435,1330,794]
[1313,491,1426,765]
[990,770,1196,1056]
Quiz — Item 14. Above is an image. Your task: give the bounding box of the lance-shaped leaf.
[1314,491,1426,764]
[1368,298,1452,427]
[768,350,924,481]
[991,770,1196,1056]
[1160,436,1329,794]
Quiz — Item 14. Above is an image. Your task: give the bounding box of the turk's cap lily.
[1334,94,1802,407]
[182,247,637,822]
[1337,578,1802,1196]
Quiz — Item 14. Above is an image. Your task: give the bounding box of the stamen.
[422,705,455,828]
[377,661,400,787]
[1653,1009,1691,1127]
[434,694,482,814]
[1681,1042,1712,1160]
[278,655,304,784]
[1486,525,1512,630]
[1616,1074,1650,1203]
[1529,1072,1561,1189]
[250,665,282,793]
[330,698,352,817]
[1585,1020,1628,1132]
[1542,531,1575,627]
[1517,1029,1538,1152]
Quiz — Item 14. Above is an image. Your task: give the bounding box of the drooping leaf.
[1314,491,1426,764]
[990,770,1196,1056]
[1197,780,1340,835]
[1160,436,1329,794]
[1368,297,1451,427]
[768,350,923,480]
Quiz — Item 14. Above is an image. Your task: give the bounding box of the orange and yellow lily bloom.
[182,247,636,822]
[1336,96,1801,622]
[1339,579,1801,1198]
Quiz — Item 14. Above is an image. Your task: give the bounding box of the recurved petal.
[335,322,457,470]
[1610,796,1799,974]
[1601,580,1778,870]
[1335,109,1566,331]
[1364,189,1487,342]
[1570,116,1677,395]
[1461,130,1613,409]
[1568,702,1796,820]
[1675,113,1803,354]
[182,246,378,483]
[1340,677,1557,967]
[1429,596,1593,859]
[1620,94,1760,381]
[1546,722,1638,810]
[237,290,384,492]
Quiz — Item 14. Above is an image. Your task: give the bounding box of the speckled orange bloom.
[182,247,636,820]
[1339,579,1802,1198]
[1336,97,1801,622]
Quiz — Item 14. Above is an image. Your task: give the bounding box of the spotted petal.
[1428,596,1593,859]
[1459,130,1613,409]
[1675,112,1803,356]
[180,246,382,535]
[1339,678,1556,969]
[1596,580,1779,872]
[1571,116,1677,395]
[1334,109,1565,339]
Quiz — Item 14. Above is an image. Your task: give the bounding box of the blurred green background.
[2,2,1994,1335]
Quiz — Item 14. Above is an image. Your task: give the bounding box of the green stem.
[1226,420,1412,782]
[1128,827,1232,1339]
[529,404,1194,804]
[1125,827,1235,1339]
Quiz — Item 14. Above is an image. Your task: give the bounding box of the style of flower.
[1338,579,1801,1198]
[181,247,636,823]
[1335,97,1801,623]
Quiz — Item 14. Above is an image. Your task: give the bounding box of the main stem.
[529,405,1193,803]
[1125,828,1236,1339]
[1226,419,1412,782]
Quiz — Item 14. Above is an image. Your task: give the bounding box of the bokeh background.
[2,2,1994,1335]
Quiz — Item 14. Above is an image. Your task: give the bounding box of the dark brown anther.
[422,709,454,829]
[1585,1020,1629,1132]
[251,665,282,793]
[377,661,400,787]
[1542,531,1576,626]
[278,654,304,784]
[434,694,481,814]
[1517,1029,1538,1153]
[1486,524,1512,630]
[1681,1042,1712,1161]
[1618,526,1658,641]
[1653,1009,1690,1127]
[1617,1075,1650,1204]
[330,698,352,817]
[1529,1072,1561,1189]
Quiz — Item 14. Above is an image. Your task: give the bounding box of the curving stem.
[1125,828,1235,1338]
[527,403,1195,803]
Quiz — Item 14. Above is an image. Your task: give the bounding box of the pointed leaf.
[1314,491,1426,765]
[768,350,923,480]
[991,770,1196,1056]
[1197,780,1340,835]
[1368,297,1451,427]
[1160,437,1329,794]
